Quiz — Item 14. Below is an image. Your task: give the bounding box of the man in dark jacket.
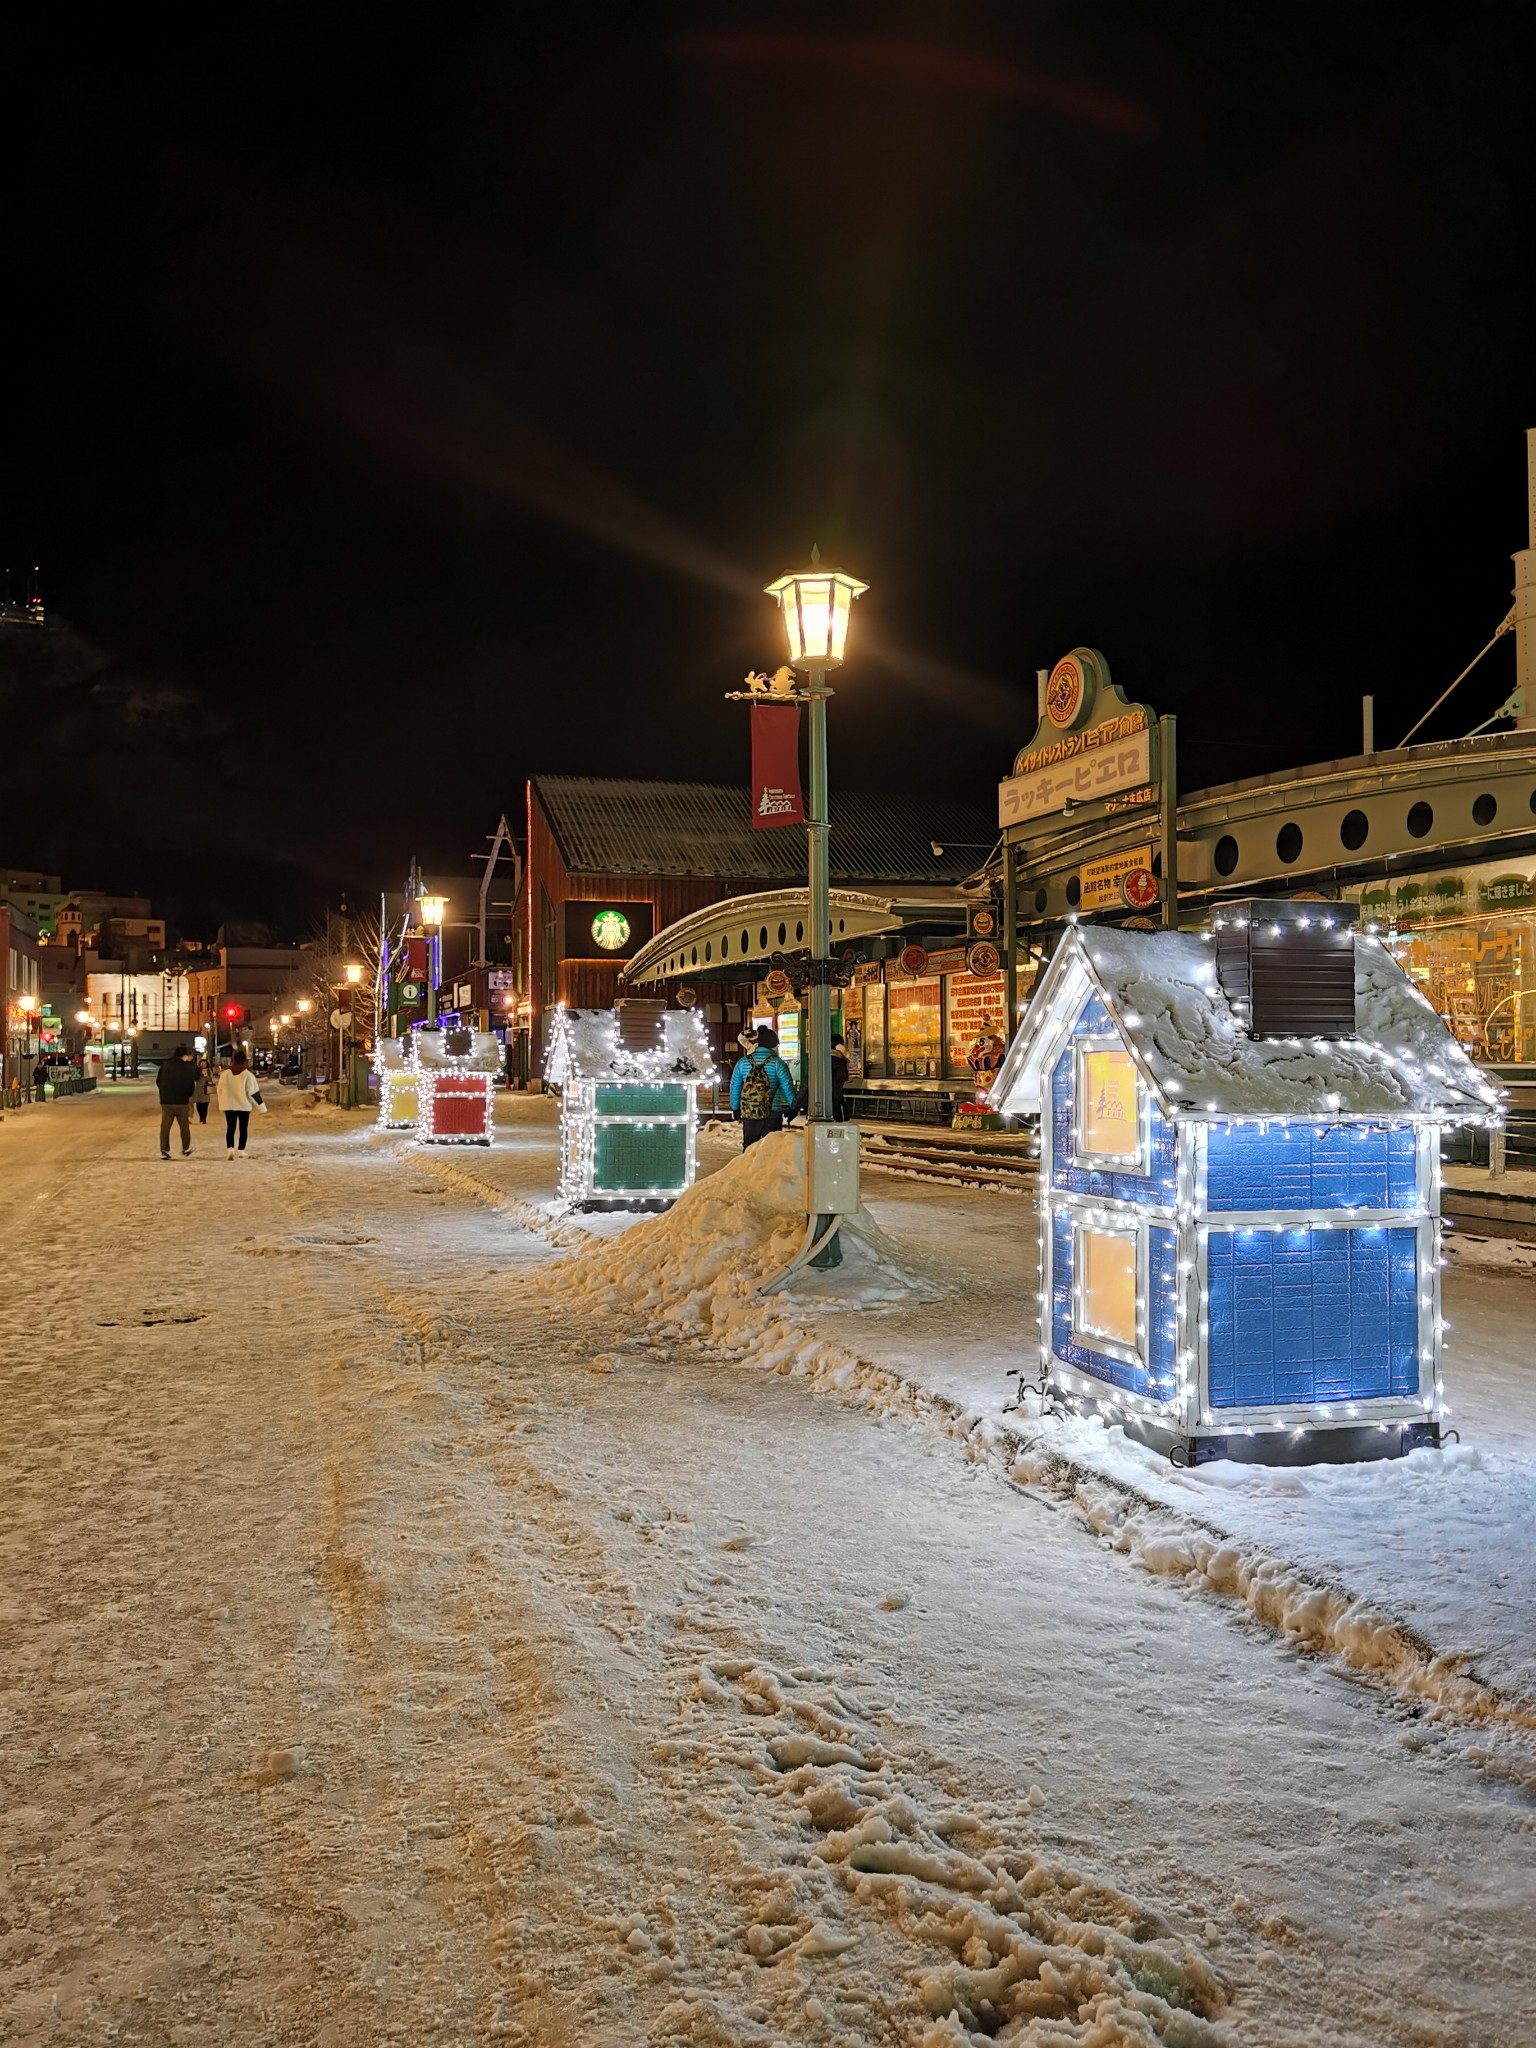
[156,1045,198,1159]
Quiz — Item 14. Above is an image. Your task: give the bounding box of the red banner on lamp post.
[750,702,804,828]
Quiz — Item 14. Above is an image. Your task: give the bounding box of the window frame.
[1071,1034,1150,1173]
[1071,1213,1147,1368]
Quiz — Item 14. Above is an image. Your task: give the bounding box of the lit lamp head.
[297,998,313,1015]
[764,549,868,670]
[344,962,364,986]
[18,994,38,1015]
[74,1009,91,1025]
[419,895,448,930]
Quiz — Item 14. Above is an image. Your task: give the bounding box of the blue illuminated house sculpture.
[990,901,1501,1463]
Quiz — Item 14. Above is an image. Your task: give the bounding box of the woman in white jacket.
[216,1053,267,1157]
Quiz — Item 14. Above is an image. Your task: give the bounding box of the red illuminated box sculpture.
[415,1027,500,1146]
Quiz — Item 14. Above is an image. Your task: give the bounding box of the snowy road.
[3,1087,1534,2046]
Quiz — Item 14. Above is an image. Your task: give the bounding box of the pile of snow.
[541,1131,935,1341]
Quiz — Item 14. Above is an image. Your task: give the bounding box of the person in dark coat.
[32,1059,49,1102]
[830,1035,850,1121]
[156,1045,198,1159]
[789,1034,851,1123]
[729,1025,796,1149]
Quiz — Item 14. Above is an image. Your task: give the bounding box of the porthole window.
[690,947,698,965]
[759,926,768,950]
[1214,835,1239,877]
[1033,887,1048,914]
[1473,792,1497,827]
[704,942,712,962]
[1407,801,1434,839]
[1065,875,1082,907]
[778,923,787,944]
[1276,821,1303,865]
[741,930,750,953]
[721,934,729,957]
[795,921,804,942]
[1340,809,1369,851]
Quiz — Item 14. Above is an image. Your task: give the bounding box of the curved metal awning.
[624,886,967,985]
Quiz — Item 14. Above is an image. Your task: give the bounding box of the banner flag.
[750,702,804,829]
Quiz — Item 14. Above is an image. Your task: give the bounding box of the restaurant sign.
[1080,845,1157,914]
[998,647,1159,832]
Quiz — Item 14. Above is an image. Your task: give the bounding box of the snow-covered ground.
[3,1084,1535,2045]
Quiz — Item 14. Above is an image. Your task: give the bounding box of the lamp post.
[419,896,447,1024]
[763,550,868,1268]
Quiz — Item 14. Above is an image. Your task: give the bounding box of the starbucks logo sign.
[591,909,632,952]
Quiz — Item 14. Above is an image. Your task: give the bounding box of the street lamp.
[763,549,867,1270]
[419,896,447,1024]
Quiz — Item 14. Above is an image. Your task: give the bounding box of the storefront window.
[863,982,887,1076]
[1347,864,1536,1063]
[888,978,942,1079]
[945,972,1008,1082]
[840,986,866,1079]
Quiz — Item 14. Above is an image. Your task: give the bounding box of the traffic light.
[222,1003,241,1022]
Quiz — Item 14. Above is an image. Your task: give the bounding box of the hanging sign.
[763,968,793,997]
[967,940,1002,975]
[1081,845,1156,913]
[998,647,1158,832]
[898,944,930,977]
[750,703,804,829]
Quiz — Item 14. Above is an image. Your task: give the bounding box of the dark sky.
[4,4,1535,936]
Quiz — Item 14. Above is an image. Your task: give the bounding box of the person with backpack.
[730,1024,796,1149]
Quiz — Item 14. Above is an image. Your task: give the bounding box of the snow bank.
[540,1131,934,1340]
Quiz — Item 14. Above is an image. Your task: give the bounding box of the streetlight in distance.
[763,549,867,1271]
[419,897,447,1023]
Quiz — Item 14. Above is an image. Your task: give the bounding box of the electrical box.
[805,1122,861,1215]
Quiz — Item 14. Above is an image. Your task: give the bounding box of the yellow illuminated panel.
[1079,1229,1137,1349]
[1079,1049,1140,1156]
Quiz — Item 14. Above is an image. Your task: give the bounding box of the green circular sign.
[591,909,631,952]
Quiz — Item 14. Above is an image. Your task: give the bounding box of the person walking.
[730,1024,796,1149]
[156,1045,198,1159]
[32,1058,50,1103]
[192,1056,212,1126]
[217,1050,267,1158]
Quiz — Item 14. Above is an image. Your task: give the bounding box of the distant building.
[1,869,68,939]
[523,775,996,1082]
[1,904,43,1089]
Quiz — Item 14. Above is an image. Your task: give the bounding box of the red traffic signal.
[222,1003,241,1020]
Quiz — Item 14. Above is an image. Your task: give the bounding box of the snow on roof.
[995,925,1499,1122]
[545,1007,716,1087]
[414,1028,503,1073]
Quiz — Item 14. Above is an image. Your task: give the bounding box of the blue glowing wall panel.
[1206,1124,1418,1213]
[1050,996,1176,1206]
[1052,1208,1179,1399]
[1206,1228,1420,1409]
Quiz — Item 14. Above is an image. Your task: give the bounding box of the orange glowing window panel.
[1078,1049,1140,1156]
[1079,1229,1138,1349]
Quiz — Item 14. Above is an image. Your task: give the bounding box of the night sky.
[5,5,1535,937]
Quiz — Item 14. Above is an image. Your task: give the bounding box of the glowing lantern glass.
[764,560,868,669]
[419,895,448,929]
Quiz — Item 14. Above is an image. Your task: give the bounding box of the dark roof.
[532,776,997,885]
